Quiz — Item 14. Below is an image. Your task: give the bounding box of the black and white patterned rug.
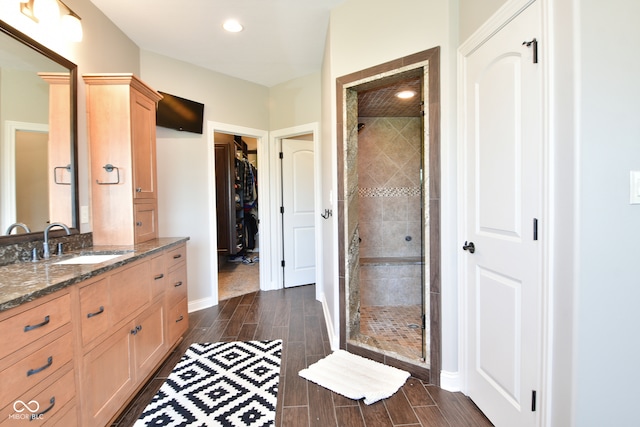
[135,340,282,427]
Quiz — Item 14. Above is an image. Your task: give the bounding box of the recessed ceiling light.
[223,19,243,33]
[396,90,416,99]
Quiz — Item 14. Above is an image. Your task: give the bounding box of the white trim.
[188,297,216,313]
[318,289,339,351]
[440,370,461,392]
[457,2,550,424]
[269,123,321,297]
[459,0,536,56]
[206,121,270,306]
[1,121,48,232]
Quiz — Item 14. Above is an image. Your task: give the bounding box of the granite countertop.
[0,237,189,313]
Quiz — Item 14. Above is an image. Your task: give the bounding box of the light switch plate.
[80,205,90,223]
[630,171,640,204]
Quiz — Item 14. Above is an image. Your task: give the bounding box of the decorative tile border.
[358,187,421,197]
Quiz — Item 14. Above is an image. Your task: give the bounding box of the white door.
[462,2,542,426]
[282,139,316,287]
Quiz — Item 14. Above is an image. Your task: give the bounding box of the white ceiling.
[89,0,345,87]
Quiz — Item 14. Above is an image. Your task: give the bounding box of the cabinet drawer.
[47,402,77,427]
[0,294,71,361]
[134,202,157,243]
[150,254,165,299]
[165,244,186,270]
[110,261,151,324]
[166,263,187,307]
[0,332,73,407]
[79,277,110,347]
[0,367,75,426]
[168,298,188,346]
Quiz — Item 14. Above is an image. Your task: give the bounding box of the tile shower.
[354,116,427,362]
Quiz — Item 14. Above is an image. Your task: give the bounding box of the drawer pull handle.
[176,315,184,323]
[154,274,164,280]
[174,281,183,287]
[24,315,50,332]
[26,356,53,377]
[87,306,105,318]
[31,397,55,420]
[173,254,182,259]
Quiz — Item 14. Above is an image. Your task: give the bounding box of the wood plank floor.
[113,284,493,427]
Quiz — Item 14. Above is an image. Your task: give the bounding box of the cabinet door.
[134,201,158,243]
[80,326,134,427]
[110,261,151,324]
[132,300,166,380]
[131,89,157,200]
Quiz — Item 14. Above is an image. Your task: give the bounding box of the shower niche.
[337,48,441,383]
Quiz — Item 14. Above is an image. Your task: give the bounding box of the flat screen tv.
[156,91,204,134]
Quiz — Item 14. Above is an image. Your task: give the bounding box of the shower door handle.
[462,241,475,254]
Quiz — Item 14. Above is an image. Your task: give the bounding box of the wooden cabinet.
[80,300,165,427]
[83,74,163,245]
[165,244,189,343]
[0,243,188,427]
[76,244,187,426]
[0,291,77,426]
[39,72,73,227]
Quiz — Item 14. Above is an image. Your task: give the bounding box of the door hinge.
[522,38,538,64]
[531,390,537,412]
[279,152,284,159]
[280,206,284,214]
[281,260,285,267]
[533,218,538,241]
[421,314,426,329]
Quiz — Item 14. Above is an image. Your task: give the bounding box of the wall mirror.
[0,19,78,242]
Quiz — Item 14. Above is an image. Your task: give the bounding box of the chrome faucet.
[4,222,31,235]
[43,223,71,259]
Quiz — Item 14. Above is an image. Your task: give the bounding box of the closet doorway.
[214,131,260,301]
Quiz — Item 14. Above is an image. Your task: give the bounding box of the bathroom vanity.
[0,237,189,426]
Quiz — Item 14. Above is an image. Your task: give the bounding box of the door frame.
[1,120,48,231]
[270,123,322,297]
[457,0,551,422]
[206,122,271,305]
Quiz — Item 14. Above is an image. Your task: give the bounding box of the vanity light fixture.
[223,19,244,33]
[396,90,416,99]
[20,0,83,42]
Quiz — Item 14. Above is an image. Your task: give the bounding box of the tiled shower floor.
[357,304,424,361]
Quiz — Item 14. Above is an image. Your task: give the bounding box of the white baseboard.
[188,296,216,313]
[440,370,461,392]
[317,291,339,351]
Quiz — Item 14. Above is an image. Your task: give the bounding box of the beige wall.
[269,72,321,130]
[458,0,509,42]
[140,50,270,304]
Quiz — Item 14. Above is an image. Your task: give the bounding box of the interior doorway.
[214,131,260,301]
[337,48,441,383]
[281,135,316,288]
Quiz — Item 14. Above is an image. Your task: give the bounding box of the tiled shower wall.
[357,117,423,259]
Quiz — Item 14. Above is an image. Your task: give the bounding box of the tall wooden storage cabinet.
[84,74,163,245]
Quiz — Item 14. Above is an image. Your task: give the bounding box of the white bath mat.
[298,350,410,405]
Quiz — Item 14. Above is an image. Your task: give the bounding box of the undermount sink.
[53,254,123,265]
